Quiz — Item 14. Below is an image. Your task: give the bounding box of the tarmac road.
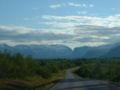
[50,69,120,90]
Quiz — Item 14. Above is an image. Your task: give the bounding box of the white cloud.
[40,14,120,47]
[0,14,120,48]
[0,25,75,47]
[49,2,94,9]
[41,14,120,27]
[49,4,64,9]
[68,2,81,7]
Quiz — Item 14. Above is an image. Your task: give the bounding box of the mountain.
[0,44,72,59]
[82,45,112,58]
[0,44,13,52]
[104,45,120,57]
[71,46,90,58]
[28,45,72,58]
[71,46,110,59]
[0,43,120,59]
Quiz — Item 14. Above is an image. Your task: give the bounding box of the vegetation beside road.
[0,52,74,89]
[1,51,120,89]
[75,58,120,83]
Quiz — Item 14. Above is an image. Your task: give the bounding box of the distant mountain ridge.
[0,43,120,59]
[0,44,72,59]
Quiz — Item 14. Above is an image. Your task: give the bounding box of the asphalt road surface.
[50,69,120,90]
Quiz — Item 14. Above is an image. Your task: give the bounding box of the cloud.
[49,4,63,9]
[41,14,120,27]
[68,2,81,7]
[49,2,94,9]
[0,25,74,46]
[74,25,120,43]
[40,14,120,47]
[0,14,120,48]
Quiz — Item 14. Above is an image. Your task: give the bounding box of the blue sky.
[0,0,120,48]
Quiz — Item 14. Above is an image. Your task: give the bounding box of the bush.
[0,52,74,79]
[75,58,120,82]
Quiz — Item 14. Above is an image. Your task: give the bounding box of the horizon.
[0,0,120,48]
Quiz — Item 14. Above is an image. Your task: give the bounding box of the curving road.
[50,69,120,90]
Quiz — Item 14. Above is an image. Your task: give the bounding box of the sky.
[0,0,120,48]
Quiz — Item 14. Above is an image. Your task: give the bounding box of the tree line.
[0,52,74,79]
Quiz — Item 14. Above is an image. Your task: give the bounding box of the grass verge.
[0,70,65,90]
